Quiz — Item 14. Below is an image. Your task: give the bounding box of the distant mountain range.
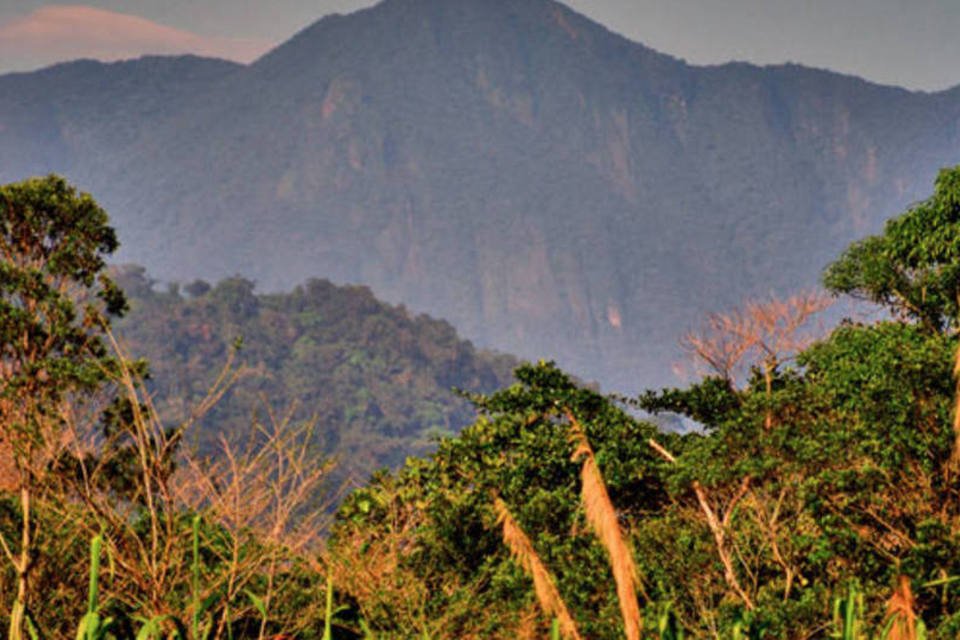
[2,0,959,392]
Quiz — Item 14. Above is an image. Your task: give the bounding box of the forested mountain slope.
[2,0,959,390]
[112,266,516,484]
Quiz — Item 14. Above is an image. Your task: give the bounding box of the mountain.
[1,0,959,392]
[112,266,516,484]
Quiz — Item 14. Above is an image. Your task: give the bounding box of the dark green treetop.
[823,166,960,332]
[0,174,126,424]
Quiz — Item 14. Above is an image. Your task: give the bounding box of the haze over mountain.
[1,0,959,391]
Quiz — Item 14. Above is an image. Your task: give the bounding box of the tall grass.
[832,583,865,640]
[494,497,582,640]
[568,415,644,640]
[829,580,927,640]
[76,535,111,640]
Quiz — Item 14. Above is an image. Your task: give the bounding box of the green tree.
[324,166,960,637]
[823,165,960,332]
[333,362,666,637]
[0,175,125,640]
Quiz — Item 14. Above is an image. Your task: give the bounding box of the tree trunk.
[692,481,754,610]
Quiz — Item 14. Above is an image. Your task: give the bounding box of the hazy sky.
[1,0,958,91]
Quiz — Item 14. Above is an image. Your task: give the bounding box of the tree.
[0,175,125,639]
[320,166,960,637]
[679,290,831,428]
[823,165,960,332]
[824,165,960,466]
[333,362,665,638]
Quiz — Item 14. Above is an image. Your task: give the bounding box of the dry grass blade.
[494,497,582,640]
[566,410,644,640]
[884,575,918,640]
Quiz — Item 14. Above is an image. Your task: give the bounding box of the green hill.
[112,266,516,485]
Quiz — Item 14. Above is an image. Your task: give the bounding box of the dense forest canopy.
[111,266,516,486]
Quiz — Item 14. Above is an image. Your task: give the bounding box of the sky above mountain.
[0,0,958,91]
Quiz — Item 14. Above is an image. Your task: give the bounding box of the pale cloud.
[0,5,275,72]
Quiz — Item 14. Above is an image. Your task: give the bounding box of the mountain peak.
[3,0,960,393]
[250,0,683,104]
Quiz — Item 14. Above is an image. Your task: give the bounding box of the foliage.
[10,162,960,637]
[0,175,335,638]
[0,175,127,488]
[327,323,960,636]
[333,362,668,638]
[2,334,335,639]
[112,268,516,486]
[824,166,960,331]
[326,168,960,638]
[0,175,126,640]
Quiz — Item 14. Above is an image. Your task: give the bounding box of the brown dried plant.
[884,575,919,640]
[679,307,757,384]
[494,496,582,640]
[680,290,832,428]
[681,290,831,383]
[61,331,330,638]
[60,329,241,616]
[173,402,331,638]
[324,504,429,632]
[565,409,644,640]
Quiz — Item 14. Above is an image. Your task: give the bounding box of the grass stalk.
[191,515,201,640]
[322,574,334,640]
[76,535,113,640]
[493,497,582,640]
[566,410,644,640]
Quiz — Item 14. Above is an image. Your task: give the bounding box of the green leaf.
[244,589,267,620]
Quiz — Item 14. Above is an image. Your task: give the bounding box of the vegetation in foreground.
[4,167,960,637]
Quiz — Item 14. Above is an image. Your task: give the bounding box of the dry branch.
[647,437,755,610]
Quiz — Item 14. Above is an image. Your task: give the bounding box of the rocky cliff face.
[2,0,959,392]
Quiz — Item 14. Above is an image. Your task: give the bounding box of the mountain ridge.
[1,0,958,392]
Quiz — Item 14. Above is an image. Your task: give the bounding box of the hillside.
[112,266,516,484]
[1,0,959,391]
